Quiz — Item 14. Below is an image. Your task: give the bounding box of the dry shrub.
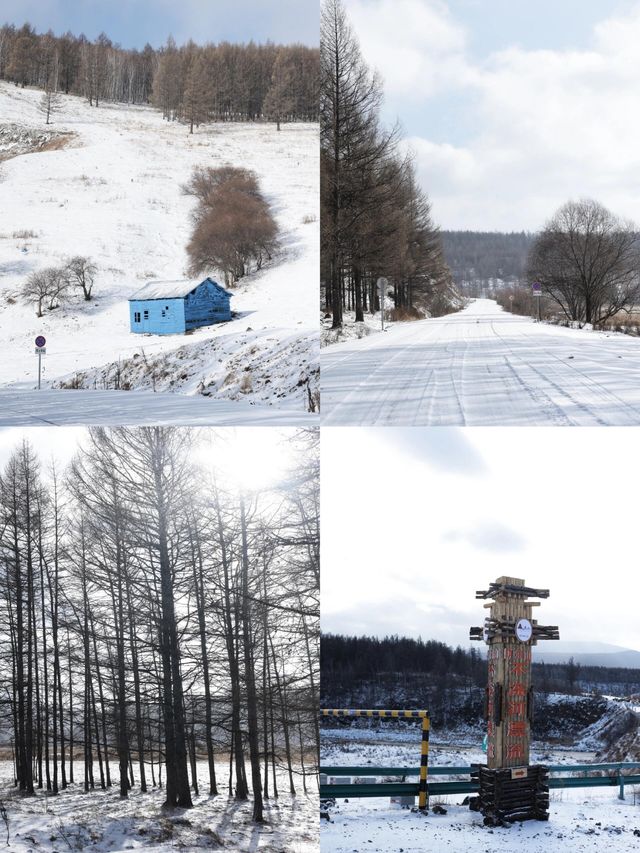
[183,166,278,286]
[39,132,75,152]
[389,305,425,322]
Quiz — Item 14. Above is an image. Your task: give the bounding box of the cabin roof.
[128,277,231,301]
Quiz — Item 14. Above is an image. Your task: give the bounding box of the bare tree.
[44,267,70,311]
[527,199,640,327]
[38,44,63,124]
[22,270,51,317]
[181,53,212,133]
[263,49,296,131]
[64,256,97,300]
[22,267,71,316]
[39,87,64,124]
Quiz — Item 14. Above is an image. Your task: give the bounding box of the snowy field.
[0,82,319,421]
[321,730,640,852]
[321,298,640,426]
[0,760,318,852]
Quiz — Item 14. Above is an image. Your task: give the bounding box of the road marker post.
[532,282,542,321]
[35,336,47,390]
[377,277,388,331]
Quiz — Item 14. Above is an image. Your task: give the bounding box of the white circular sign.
[515,618,532,642]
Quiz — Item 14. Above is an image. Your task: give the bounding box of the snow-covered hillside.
[0,82,319,419]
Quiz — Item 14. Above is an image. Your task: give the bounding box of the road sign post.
[377,277,388,331]
[532,283,542,321]
[35,336,46,390]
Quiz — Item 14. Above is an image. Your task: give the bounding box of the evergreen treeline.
[0,23,319,125]
[320,0,455,328]
[440,231,535,294]
[0,428,319,824]
[321,633,640,702]
[322,634,485,690]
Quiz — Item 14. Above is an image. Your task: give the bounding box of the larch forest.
[0,427,319,827]
[0,22,319,129]
[320,0,458,330]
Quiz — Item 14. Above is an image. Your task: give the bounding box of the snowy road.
[0,390,316,426]
[321,299,640,426]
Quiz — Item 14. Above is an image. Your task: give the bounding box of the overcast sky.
[345,0,640,230]
[0,426,296,493]
[2,0,318,48]
[322,427,640,653]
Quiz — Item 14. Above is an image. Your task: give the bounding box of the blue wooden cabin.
[128,277,232,335]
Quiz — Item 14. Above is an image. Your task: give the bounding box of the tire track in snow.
[489,321,640,425]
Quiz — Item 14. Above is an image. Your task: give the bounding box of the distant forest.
[0,22,319,124]
[321,633,640,702]
[441,231,534,292]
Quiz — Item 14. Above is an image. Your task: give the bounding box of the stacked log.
[471,765,550,826]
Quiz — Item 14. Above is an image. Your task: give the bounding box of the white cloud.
[347,0,470,97]
[348,0,640,229]
[443,521,526,552]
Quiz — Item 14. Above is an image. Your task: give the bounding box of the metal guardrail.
[320,709,430,810]
[320,762,640,802]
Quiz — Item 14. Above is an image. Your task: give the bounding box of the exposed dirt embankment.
[587,698,640,762]
[0,123,76,162]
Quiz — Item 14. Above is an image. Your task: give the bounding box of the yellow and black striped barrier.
[320,708,430,811]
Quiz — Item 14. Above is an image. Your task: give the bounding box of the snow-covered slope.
[0,82,319,417]
[321,298,640,425]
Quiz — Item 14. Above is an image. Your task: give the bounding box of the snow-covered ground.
[321,731,640,852]
[321,303,394,348]
[0,389,314,425]
[321,298,640,425]
[0,760,318,852]
[322,789,640,852]
[0,82,319,422]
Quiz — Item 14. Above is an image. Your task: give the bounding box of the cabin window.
[134,312,141,323]
[165,305,170,310]
[161,310,166,317]
[143,309,149,320]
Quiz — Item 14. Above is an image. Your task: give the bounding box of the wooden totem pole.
[470,576,559,824]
